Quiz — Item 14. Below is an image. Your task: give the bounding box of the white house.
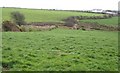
[91,9,118,15]
[104,11,118,15]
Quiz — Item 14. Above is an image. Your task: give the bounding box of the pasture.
[1,7,119,71]
[2,7,103,23]
[80,17,118,26]
[2,28,118,71]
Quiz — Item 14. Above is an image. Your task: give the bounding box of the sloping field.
[2,7,103,23]
[2,28,118,71]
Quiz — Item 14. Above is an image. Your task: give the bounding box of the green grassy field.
[80,17,118,26]
[2,28,118,71]
[2,7,119,71]
[2,8,118,26]
[2,7,103,23]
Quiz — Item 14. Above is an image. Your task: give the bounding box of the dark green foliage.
[64,17,78,27]
[11,11,26,26]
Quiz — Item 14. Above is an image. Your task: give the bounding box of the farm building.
[104,10,118,15]
[91,9,118,15]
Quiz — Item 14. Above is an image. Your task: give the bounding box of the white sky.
[0,0,120,10]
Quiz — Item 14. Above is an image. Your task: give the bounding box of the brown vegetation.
[20,22,58,31]
[2,21,21,32]
[63,15,119,31]
[74,22,119,31]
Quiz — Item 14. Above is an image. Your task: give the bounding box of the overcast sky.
[0,0,120,10]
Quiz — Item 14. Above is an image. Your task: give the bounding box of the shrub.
[64,17,78,27]
[2,21,20,32]
[11,11,26,26]
[103,14,112,19]
[65,22,74,27]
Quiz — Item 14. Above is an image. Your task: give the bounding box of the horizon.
[1,7,119,11]
[0,0,120,11]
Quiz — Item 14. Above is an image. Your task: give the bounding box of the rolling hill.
[2,7,104,23]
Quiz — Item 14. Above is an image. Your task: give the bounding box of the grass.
[1,7,118,71]
[2,28,118,71]
[2,7,103,23]
[80,17,118,26]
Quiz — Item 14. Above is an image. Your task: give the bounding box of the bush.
[65,22,75,27]
[2,21,20,32]
[11,11,26,26]
[103,14,113,19]
[64,17,78,27]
